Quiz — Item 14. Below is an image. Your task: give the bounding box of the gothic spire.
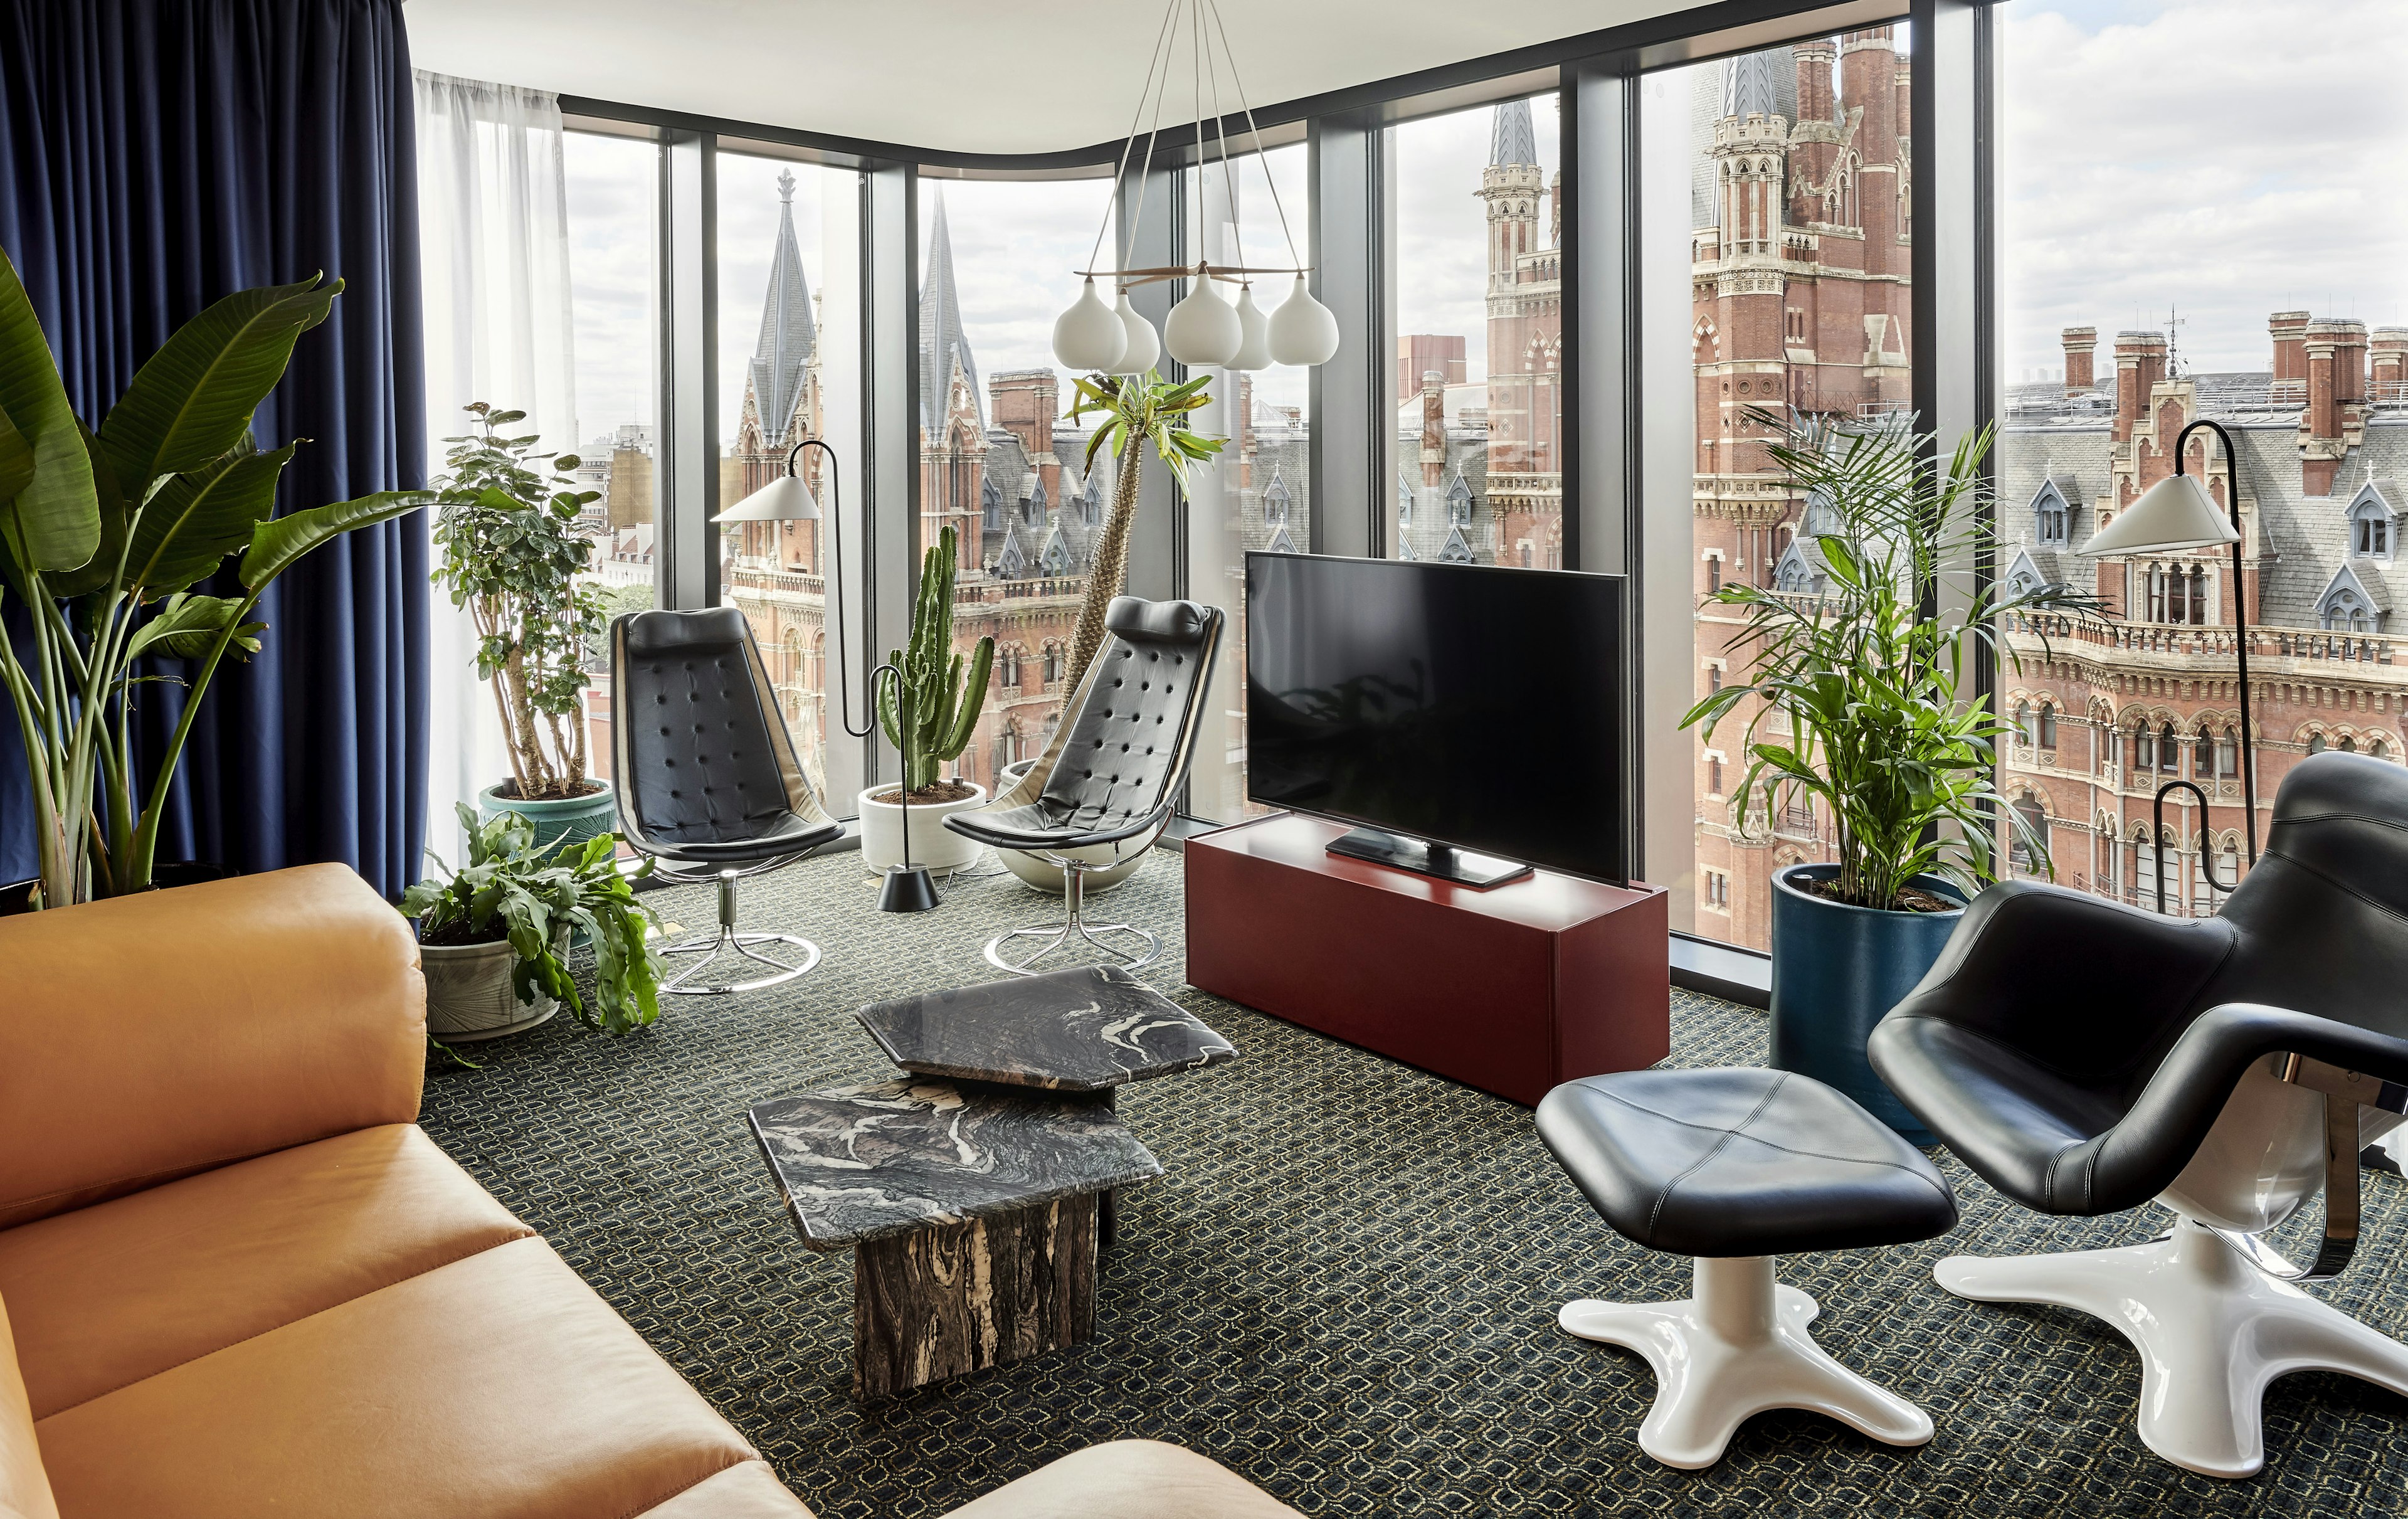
[1488,99,1538,169]
[919,187,980,430]
[749,169,817,443]
[1720,46,1798,122]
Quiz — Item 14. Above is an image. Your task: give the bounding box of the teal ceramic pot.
[477,781,620,857]
[1769,862,1967,1146]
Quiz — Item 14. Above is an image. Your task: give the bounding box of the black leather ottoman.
[1538,1066,1959,1469]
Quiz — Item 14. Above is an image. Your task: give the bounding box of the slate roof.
[748,171,816,443]
[1490,99,1538,169]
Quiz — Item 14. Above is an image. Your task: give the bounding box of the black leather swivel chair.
[1869,750,2408,1478]
[610,608,845,995]
[944,596,1223,975]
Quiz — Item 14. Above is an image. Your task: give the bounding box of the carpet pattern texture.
[417,849,2408,1518]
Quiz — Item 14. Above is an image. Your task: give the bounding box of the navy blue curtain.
[0,0,427,897]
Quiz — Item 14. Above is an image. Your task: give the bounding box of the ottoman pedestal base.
[1561,1256,1934,1469]
[854,1195,1098,1400]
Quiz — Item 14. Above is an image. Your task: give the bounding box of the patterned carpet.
[416,848,2408,1518]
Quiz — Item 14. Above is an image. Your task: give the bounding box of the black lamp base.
[876,866,942,914]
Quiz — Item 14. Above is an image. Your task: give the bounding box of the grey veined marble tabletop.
[854,965,1237,1092]
[747,1077,1163,1250]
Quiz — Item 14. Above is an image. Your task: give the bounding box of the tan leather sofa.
[0,865,1302,1519]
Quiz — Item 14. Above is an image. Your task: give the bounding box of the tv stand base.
[1325,826,1533,888]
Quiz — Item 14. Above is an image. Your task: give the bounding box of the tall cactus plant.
[877,524,994,793]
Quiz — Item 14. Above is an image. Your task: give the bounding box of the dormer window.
[1446,472,1474,527]
[981,478,1003,532]
[2030,480,2073,546]
[2359,516,2389,557]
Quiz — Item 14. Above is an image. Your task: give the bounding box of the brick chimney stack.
[2301,319,2366,496]
[2372,327,2408,403]
[2269,310,2310,404]
[2336,319,2368,405]
[1420,372,1448,487]
[988,369,1057,462]
[2113,331,2166,446]
[1793,38,1836,127]
[2061,326,2096,394]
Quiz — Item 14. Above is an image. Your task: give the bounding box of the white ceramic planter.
[420,934,559,1042]
[988,760,1147,896]
[858,782,986,872]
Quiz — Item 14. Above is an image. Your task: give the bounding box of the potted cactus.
[858,524,994,872]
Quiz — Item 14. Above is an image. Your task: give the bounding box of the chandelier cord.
[1118,0,1183,282]
[1203,0,1244,277]
[1208,0,1300,270]
[1090,0,1181,278]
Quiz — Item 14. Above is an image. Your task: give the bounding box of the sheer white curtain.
[413,70,581,859]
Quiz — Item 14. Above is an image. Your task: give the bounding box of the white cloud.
[1999,0,2408,376]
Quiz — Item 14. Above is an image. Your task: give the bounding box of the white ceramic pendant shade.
[1051,277,1126,372]
[1164,277,1242,367]
[1228,284,1272,371]
[1268,274,1340,366]
[1110,294,1161,376]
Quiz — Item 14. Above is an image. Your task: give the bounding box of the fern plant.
[875,522,992,793]
[1682,411,2100,911]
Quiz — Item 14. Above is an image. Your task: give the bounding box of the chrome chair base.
[660,929,820,995]
[981,855,1159,976]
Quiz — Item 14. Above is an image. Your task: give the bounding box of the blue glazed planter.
[1768,862,1967,1146]
[477,781,619,857]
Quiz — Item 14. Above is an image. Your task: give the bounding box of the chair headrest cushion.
[620,607,751,655]
[1104,596,1216,646]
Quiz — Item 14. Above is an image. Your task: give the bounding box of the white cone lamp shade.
[1164,276,1242,367]
[1051,277,1126,372]
[716,472,820,522]
[1110,293,1161,375]
[2079,472,2239,556]
[1228,284,1272,371]
[1267,274,1340,366]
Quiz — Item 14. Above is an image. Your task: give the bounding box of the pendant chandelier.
[1050,0,1339,375]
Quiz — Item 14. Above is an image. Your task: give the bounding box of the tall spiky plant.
[877,523,993,793]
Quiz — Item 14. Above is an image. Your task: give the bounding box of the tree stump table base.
[853,1194,1098,1400]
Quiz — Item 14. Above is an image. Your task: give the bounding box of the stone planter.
[858,782,986,873]
[420,932,563,1043]
[988,760,1147,897]
[1769,862,1967,1145]
[477,781,618,857]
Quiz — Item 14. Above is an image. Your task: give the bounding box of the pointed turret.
[749,170,817,444]
[919,188,980,431]
[1489,99,1538,169]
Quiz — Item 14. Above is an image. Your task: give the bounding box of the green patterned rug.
[416,848,2408,1518]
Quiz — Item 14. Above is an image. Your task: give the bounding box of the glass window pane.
[716,155,858,810]
[913,176,1117,800]
[1997,0,2408,913]
[1389,94,1563,569]
[1185,142,1311,823]
[564,130,660,798]
[1644,28,1913,950]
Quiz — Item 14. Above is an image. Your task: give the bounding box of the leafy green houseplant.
[402,803,666,1038]
[428,403,610,829]
[861,523,992,872]
[1062,370,1222,694]
[0,251,429,908]
[1681,411,2096,1140]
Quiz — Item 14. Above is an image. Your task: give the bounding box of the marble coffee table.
[855,965,1237,1093]
[747,1077,1160,1399]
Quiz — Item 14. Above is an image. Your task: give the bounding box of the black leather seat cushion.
[1538,1067,1958,1258]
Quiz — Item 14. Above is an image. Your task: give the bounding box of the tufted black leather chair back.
[610,608,828,852]
[1034,598,1223,835]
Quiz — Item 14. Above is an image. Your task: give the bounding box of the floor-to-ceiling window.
[1642,26,1914,951]
[1994,0,2408,918]
[714,153,858,804]
[1387,93,1564,570]
[562,128,662,786]
[1183,141,1311,822]
[913,174,1119,797]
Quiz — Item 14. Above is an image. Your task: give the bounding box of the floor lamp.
[2078,419,2257,916]
[718,441,939,914]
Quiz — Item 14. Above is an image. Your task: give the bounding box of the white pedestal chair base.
[1560,1256,1934,1469]
[981,854,1160,977]
[1938,1218,2408,1478]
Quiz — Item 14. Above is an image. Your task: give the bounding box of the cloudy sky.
[559,0,2408,448]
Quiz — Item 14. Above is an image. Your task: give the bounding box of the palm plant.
[0,251,429,908]
[1062,370,1223,692]
[1682,411,2099,911]
[428,403,605,800]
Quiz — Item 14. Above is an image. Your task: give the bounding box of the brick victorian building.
[1686,31,1914,947]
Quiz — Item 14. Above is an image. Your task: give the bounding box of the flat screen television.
[1245,552,1627,887]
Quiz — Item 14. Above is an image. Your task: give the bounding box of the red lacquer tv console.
[1184,813,1670,1106]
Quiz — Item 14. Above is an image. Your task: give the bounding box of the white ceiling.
[403,0,1690,157]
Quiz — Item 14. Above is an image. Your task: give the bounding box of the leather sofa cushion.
[945,1441,1303,1518]
[35,1235,766,1519]
[0,864,425,1231]
[0,1125,532,1419]
[636,1460,815,1516]
[0,1294,59,1519]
